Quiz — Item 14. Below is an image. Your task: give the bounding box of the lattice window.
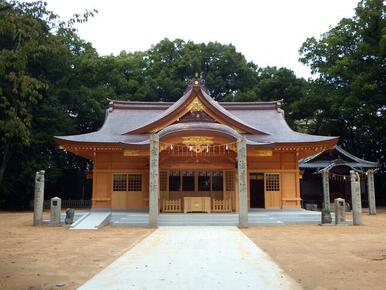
[265,173,280,191]
[127,174,142,191]
[113,174,127,191]
[225,171,235,191]
[160,171,168,191]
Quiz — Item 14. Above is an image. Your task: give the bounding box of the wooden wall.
[91,150,302,209]
[247,151,301,209]
[92,152,149,209]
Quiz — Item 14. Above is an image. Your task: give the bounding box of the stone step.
[111,222,149,227]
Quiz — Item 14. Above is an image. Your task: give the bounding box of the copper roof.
[300,146,379,170]
[55,78,338,147]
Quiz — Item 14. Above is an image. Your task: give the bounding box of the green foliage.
[299,0,386,169]
[0,0,385,208]
[0,1,98,208]
[93,39,260,102]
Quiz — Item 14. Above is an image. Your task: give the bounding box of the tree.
[0,1,97,208]
[299,0,386,169]
[114,39,261,102]
[0,1,55,186]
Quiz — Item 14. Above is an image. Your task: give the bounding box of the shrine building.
[55,78,338,227]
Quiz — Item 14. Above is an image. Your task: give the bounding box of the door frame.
[249,172,265,208]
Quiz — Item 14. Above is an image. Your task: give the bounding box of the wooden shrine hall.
[55,78,338,227]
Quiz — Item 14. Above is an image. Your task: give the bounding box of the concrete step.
[70,211,111,230]
[159,213,239,226]
[110,213,149,227]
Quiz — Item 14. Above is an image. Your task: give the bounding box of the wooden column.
[149,134,159,227]
[237,137,248,228]
[367,169,376,215]
[321,169,332,224]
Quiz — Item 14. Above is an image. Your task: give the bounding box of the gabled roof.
[55,78,339,148]
[300,145,379,170]
[126,79,268,135]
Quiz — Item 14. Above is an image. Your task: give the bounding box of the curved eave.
[199,88,270,135]
[125,86,270,135]
[301,162,378,169]
[300,145,379,168]
[157,122,242,140]
[316,163,365,174]
[335,146,379,167]
[54,136,150,148]
[273,136,339,146]
[124,88,193,134]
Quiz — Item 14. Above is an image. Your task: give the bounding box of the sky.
[46,0,359,79]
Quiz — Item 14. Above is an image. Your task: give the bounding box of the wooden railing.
[162,199,182,213]
[212,199,232,212]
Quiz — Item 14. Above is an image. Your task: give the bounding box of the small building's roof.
[55,78,338,148]
[299,145,379,170]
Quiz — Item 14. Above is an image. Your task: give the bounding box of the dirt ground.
[243,208,386,290]
[1,210,386,290]
[0,211,153,290]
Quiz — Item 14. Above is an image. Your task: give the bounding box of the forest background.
[0,0,384,208]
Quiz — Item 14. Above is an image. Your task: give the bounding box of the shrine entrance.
[157,126,240,214]
[159,169,236,213]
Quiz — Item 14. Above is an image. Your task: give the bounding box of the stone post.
[321,169,332,224]
[237,137,248,228]
[350,170,362,225]
[65,208,75,225]
[50,197,61,226]
[334,198,346,225]
[367,169,376,215]
[149,134,159,227]
[33,170,45,226]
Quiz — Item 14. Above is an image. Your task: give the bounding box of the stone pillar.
[350,170,362,225]
[321,169,332,224]
[237,137,248,228]
[149,134,159,227]
[33,170,45,226]
[367,169,376,215]
[50,197,61,226]
[334,198,346,224]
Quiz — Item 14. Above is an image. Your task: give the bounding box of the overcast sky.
[46,0,359,78]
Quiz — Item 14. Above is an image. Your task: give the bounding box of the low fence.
[162,199,182,212]
[30,199,91,210]
[212,199,232,212]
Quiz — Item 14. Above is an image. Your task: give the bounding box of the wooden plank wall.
[247,151,301,209]
[92,152,149,209]
[91,150,302,209]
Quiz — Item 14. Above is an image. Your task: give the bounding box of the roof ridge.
[335,146,379,166]
[123,81,272,135]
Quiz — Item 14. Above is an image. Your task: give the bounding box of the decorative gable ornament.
[187,97,205,112]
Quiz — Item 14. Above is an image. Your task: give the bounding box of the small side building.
[299,146,378,209]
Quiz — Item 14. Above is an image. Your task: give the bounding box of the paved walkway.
[79,227,301,290]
